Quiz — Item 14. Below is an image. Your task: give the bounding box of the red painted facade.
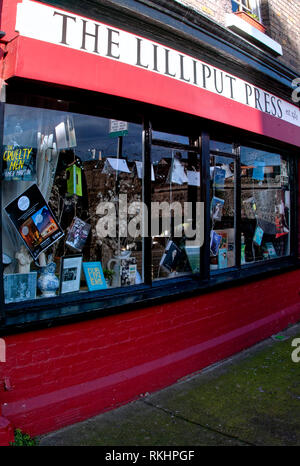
[0,0,299,444]
[1,270,300,439]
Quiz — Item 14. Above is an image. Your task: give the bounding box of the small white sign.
[109,120,128,135]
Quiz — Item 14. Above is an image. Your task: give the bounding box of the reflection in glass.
[241,147,290,263]
[151,139,201,280]
[2,104,143,303]
[210,154,235,271]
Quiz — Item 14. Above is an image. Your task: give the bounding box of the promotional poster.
[5,184,64,260]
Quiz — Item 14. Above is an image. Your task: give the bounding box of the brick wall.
[174,0,232,24]
[175,0,300,72]
[1,269,300,437]
[261,0,300,71]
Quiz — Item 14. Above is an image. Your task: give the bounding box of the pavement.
[38,322,300,447]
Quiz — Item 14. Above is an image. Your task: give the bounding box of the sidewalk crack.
[141,399,256,446]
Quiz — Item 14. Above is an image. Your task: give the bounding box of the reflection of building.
[0,0,299,445]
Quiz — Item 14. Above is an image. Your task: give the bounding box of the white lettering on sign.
[15,0,300,128]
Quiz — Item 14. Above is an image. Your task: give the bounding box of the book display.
[1,107,144,303]
[0,105,291,303]
[240,148,290,263]
[210,156,235,270]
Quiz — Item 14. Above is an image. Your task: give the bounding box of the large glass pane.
[151,139,201,280]
[2,104,143,304]
[210,154,236,271]
[241,147,290,264]
[210,140,234,154]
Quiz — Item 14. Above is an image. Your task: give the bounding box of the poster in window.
[5,184,64,260]
[2,145,37,181]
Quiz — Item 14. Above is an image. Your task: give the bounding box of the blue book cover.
[253,226,264,246]
[214,167,226,189]
[218,248,228,269]
[83,262,107,291]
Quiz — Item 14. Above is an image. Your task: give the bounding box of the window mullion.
[142,117,153,286]
[201,131,211,281]
[235,144,242,268]
[0,103,5,318]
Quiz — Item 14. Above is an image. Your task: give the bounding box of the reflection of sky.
[214,155,234,164]
[241,147,281,166]
[152,130,189,145]
[210,140,233,154]
[4,104,143,161]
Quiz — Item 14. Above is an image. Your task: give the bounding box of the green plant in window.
[103,268,115,285]
[246,12,260,21]
[10,428,37,446]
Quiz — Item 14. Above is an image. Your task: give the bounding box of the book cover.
[4,272,37,303]
[184,245,200,273]
[218,248,228,269]
[213,167,226,189]
[66,217,91,252]
[159,240,182,272]
[214,230,228,249]
[253,225,264,246]
[120,263,137,286]
[83,262,107,291]
[211,196,225,222]
[5,184,64,260]
[3,145,37,181]
[210,231,222,256]
[66,164,83,196]
[264,242,278,259]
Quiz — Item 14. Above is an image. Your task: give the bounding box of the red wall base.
[0,270,300,439]
[0,416,14,446]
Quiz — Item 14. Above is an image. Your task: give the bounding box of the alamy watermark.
[95,195,204,247]
[291,338,300,363]
[0,338,5,362]
[292,78,300,103]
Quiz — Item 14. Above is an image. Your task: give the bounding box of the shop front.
[0,0,299,441]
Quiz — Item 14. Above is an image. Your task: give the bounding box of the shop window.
[151,135,202,280]
[210,152,236,271]
[231,0,261,21]
[0,103,295,312]
[240,147,290,264]
[2,104,143,303]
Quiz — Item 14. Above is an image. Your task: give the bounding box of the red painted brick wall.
[0,270,300,437]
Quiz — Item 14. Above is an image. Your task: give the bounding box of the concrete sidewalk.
[38,322,300,446]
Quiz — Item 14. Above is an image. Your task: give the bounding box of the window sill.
[0,257,298,335]
[225,13,283,56]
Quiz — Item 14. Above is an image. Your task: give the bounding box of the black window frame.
[0,98,298,334]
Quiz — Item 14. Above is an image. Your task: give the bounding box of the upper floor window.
[231,0,261,22]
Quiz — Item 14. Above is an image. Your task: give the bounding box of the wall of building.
[175,0,300,72]
[1,270,300,439]
[261,0,300,72]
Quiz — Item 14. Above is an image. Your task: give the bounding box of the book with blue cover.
[253,225,264,246]
[83,262,107,291]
